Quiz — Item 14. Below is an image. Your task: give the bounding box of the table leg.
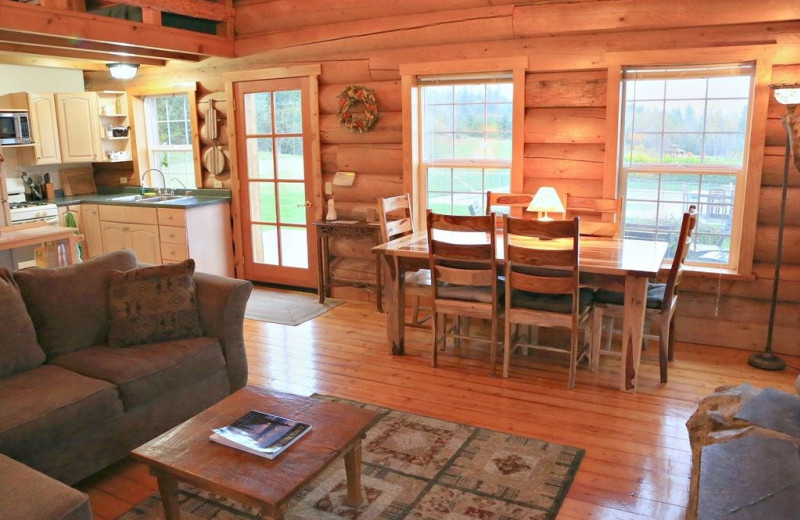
[375,251,383,312]
[381,254,405,355]
[620,275,648,391]
[154,471,181,520]
[317,233,326,304]
[344,440,364,507]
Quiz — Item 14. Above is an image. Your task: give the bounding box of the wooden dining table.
[372,231,669,392]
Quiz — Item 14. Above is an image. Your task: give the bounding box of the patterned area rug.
[118,396,584,520]
[245,288,343,326]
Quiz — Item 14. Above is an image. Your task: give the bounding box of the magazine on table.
[210,410,312,459]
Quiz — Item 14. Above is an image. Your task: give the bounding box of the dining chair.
[502,215,593,388]
[590,205,698,383]
[486,191,534,225]
[427,211,501,374]
[378,194,430,327]
[564,193,623,238]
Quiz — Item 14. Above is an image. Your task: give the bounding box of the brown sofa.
[0,249,252,486]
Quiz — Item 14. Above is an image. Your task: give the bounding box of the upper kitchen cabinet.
[96,91,131,163]
[0,92,61,165]
[54,92,104,163]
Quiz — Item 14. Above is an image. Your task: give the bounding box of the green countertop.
[53,188,231,209]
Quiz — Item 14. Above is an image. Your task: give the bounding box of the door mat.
[117,395,584,520]
[245,288,343,326]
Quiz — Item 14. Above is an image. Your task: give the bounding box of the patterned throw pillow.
[0,268,46,377]
[107,259,203,348]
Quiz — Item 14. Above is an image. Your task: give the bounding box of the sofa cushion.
[0,365,122,455]
[0,268,45,377]
[0,454,92,520]
[14,249,139,358]
[50,337,227,409]
[107,259,203,348]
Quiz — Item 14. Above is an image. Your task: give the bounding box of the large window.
[143,94,196,189]
[618,63,755,268]
[420,79,513,215]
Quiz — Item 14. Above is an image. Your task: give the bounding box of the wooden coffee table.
[132,386,381,520]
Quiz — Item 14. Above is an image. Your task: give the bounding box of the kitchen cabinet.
[98,205,160,264]
[65,203,104,259]
[157,203,234,276]
[54,92,103,163]
[0,92,62,165]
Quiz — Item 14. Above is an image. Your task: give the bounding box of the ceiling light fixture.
[107,63,139,80]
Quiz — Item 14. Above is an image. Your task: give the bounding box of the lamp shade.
[770,83,800,107]
[527,187,565,220]
[107,63,139,80]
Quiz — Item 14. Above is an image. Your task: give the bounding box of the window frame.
[401,57,528,227]
[143,93,195,188]
[127,82,202,189]
[604,45,775,275]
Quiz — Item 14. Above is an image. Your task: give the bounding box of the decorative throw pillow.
[107,259,203,348]
[0,268,46,377]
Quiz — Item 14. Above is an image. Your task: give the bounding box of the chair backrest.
[564,193,623,238]
[426,211,497,299]
[486,191,534,217]
[378,194,415,242]
[662,205,698,312]
[503,216,581,312]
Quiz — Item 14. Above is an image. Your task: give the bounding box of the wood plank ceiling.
[0,0,235,71]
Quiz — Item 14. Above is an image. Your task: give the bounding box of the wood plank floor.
[77,289,800,520]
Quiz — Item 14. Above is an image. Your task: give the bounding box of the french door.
[234,77,317,287]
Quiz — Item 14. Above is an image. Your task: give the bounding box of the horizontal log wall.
[85,0,800,355]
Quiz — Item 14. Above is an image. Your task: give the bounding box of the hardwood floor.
[77,290,800,520]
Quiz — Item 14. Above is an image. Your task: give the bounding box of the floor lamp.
[748,83,800,370]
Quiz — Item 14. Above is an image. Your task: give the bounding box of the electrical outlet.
[213,180,223,188]
[119,177,128,184]
[325,181,333,195]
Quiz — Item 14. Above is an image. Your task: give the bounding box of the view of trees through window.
[145,94,195,189]
[619,64,754,266]
[420,81,513,214]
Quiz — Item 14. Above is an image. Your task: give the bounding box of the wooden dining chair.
[486,191,534,225]
[502,215,593,388]
[564,193,623,238]
[590,205,698,383]
[378,194,430,327]
[427,211,501,374]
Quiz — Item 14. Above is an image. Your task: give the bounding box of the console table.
[314,220,382,311]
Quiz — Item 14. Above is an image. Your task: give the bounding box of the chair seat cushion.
[511,287,594,313]
[49,337,226,410]
[595,283,665,309]
[437,281,504,304]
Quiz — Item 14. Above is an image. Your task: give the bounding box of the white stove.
[6,177,59,224]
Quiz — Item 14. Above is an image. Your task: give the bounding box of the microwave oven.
[0,112,32,145]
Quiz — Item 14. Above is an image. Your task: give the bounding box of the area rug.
[117,395,584,520]
[245,288,343,326]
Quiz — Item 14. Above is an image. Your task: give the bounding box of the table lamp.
[527,187,565,221]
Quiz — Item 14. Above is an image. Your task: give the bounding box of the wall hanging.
[337,85,379,133]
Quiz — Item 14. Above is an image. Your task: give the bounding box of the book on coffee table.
[210,410,312,459]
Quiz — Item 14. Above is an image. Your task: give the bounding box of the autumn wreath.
[337,85,379,133]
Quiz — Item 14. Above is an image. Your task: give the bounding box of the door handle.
[297,201,311,208]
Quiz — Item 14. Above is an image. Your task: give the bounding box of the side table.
[313,220,383,311]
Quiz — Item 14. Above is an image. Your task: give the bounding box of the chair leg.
[411,295,421,325]
[667,318,676,362]
[489,314,498,377]
[591,306,603,372]
[568,326,578,389]
[431,311,440,368]
[503,317,512,378]
[604,316,614,351]
[659,315,674,384]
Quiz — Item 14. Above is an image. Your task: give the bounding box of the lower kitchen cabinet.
[157,203,233,277]
[98,205,161,264]
[77,203,103,259]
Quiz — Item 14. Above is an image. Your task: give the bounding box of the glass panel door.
[235,77,317,286]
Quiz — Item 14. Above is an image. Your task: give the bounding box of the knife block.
[44,182,55,200]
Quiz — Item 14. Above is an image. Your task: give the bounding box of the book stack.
[210,410,312,459]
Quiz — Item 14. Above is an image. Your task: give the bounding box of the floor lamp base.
[748,351,786,371]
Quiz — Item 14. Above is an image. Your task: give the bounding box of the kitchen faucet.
[140,168,165,194]
[170,177,188,195]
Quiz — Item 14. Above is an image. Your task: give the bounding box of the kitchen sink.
[110,194,143,202]
[134,195,194,203]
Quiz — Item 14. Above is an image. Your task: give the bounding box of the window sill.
[669,263,756,281]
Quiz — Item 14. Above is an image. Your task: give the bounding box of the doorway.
[233,77,318,287]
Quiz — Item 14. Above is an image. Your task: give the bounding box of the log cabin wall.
[84,0,800,355]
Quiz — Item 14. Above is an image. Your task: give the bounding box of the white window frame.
[604,46,774,275]
[401,57,528,227]
[143,94,195,188]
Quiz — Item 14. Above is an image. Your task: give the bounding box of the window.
[143,94,196,189]
[401,57,527,225]
[618,62,755,268]
[419,78,513,215]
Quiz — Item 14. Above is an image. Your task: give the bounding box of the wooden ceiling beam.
[0,1,235,58]
[113,0,234,23]
[0,42,167,66]
[0,29,201,62]
[0,52,108,70]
